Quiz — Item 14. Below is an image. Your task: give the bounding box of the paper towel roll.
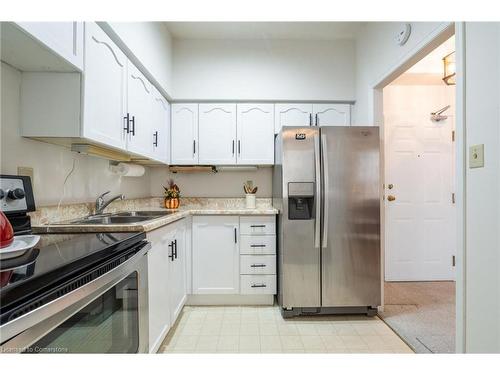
[110,163,145,177]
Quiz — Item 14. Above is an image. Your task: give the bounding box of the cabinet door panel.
[237,104,274,165]
[198,104,237,164]
[192,216,240,294]
[171,104,198,164]
[127,63,154,158]
[151,87,170,164]
[274,103,313,133]
[169,226,187,323]
[313,103,351,126]
[83,22,127,149]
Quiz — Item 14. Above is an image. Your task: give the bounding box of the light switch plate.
[469,144,484,168]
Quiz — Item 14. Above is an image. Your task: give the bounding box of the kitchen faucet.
[95,191,125,215]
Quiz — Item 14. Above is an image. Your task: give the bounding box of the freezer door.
[279,127,321,308]
[320,127,381,308]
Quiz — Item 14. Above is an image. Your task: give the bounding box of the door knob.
[387,195,396,202]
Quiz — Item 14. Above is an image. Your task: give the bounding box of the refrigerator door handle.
[321,134,329,248]
[314,134,321,248]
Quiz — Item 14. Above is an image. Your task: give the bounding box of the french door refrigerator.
[273,126,381,317]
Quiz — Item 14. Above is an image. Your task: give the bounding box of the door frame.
[371,22,466,353]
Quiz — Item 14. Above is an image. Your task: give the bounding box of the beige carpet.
[378,281,455,353]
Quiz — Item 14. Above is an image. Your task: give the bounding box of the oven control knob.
[0,189,4,200]
[7,188,25,200]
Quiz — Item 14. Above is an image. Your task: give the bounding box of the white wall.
[354,22,450,125]
[171,38,355,101]
[105,22,173,96]
[149,167,272,198]
[0,63,151,206]
[463,22,500,353]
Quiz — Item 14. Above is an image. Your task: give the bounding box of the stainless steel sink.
[114,211,171,217]
[53,211,174,225]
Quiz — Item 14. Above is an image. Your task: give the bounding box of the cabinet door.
[169,225,187,324]
[274,103,313,133]
[151,87,170,164]
[127,62,154,158]
[198,104,237,164]
[17,22,84,70]
[313,103,351,126]
[192,216,240,294]
[147,227,173,352]
[83,22,127,150]
[171,103,198,165]
[236,104,274,165]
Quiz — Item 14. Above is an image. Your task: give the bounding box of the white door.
[171,103,198,165]
[313,103,351,126]
[126,62,154,158]
[274,103,313,133]
[236,103,274,165]
[151,87,170,164]
[384,85,455,281]
[199,103,237,164]
[192,216,240,294]
[83,22,127,150]
[17,22,84,70]
[169,225,187,324]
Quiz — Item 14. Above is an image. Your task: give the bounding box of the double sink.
[54,211,174,225]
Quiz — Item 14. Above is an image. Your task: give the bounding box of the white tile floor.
[159,305,414,353]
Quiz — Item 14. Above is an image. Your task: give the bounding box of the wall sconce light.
[442,51,456,85]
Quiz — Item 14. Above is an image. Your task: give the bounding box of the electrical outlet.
[469,144,484,168]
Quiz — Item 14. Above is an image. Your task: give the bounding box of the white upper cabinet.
[198,104,237,165]
[151,87,170,164]
[192,216,240,294]
[83,22,127,150]
[126,62,154,158]
[16,22,84,70]
[171,103,199,165]
[313,103,351,126]
[274,103,313,133]
[236,104,274,165]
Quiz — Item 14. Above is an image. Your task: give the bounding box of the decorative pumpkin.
[163,179,181,210]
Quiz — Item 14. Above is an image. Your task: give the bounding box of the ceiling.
[164,22,362,40]
[407,35,455,74]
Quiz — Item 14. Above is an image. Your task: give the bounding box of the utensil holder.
[246,194,256,209]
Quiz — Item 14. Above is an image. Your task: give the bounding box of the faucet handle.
[99,191,111,199]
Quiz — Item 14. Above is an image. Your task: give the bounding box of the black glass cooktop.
[0,232,145,324]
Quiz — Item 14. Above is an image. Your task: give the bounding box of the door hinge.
[452,130,455,142]
[452,192,456,204]
[452,255,456,267]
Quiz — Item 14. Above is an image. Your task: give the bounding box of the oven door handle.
[0,242,151,352]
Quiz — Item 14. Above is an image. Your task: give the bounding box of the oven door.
[0,243,150,353]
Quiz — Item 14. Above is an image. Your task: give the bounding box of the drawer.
[240,255,276,275]
[240,235,276,255]
[240,275,277,295]
[240,216,276,235]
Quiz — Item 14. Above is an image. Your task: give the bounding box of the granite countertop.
[31,197,277,234]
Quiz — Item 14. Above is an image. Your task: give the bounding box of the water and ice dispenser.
[287,182,315,220]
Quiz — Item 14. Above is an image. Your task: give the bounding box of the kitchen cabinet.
[198,104,237,165]
[313,103,351,126]
[236,103,274,165]
[171,103,199,165]
[150,86,171,164]
[126,62,154,158]
[146,219,187,353]
[274,103,313,133]
[192,216,240,294]
[82,22,127,150]
[16,22,84,70]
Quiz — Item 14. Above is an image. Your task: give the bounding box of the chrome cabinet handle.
[321,134,329,248]
[250,244,266,248]
[250,225,265,228]
[168,241,175,261]
[130,116,136,136]
[153,131,158,147]
[232,140,235,155]
[234,227,237,243]
[309,113,313,126]
[123,113,130,133]
[315,113,319,126]
[314,134,321,248]
[251,283,267,288]
[250,264,266,268]
[193,140,196,155]
[238,140,241,154]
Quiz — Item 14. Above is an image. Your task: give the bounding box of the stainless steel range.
[273,126,381,317]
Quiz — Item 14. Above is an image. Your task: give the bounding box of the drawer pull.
[250,244,266,248]
[250,264,266,268]
[250,225,266,228]
[251,283,267,288]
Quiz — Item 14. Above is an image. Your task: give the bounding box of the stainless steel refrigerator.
[273,126,381,317]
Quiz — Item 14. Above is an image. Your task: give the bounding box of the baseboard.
[186,294,275,306]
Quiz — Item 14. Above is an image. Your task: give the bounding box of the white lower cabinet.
[192,216,240,294]
[146,219,187,353]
